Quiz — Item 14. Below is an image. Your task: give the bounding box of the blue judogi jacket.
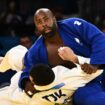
[19,18,105,89]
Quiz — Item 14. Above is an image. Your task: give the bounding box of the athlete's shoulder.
[58,17,87,25]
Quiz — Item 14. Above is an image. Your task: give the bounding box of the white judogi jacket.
[0,62,103,105]
[29,65,103,105]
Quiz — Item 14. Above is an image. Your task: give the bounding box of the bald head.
[34,8,54,18]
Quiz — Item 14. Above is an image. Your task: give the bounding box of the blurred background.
[0,0,105,87]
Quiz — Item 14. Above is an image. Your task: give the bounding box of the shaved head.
[34,8,54,18]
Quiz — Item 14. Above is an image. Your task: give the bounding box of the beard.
[38,23,57,38]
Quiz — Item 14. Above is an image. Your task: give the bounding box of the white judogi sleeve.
[77,55,90,64]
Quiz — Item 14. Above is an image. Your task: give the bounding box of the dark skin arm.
[81,63,105,74]
[81,63,98,74]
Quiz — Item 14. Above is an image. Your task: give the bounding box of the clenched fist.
[58,46,78,63]
[81,63,98,74]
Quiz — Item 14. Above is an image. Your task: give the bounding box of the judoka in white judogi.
[0,45,103,105]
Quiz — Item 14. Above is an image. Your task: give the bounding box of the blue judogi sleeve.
[60,18,105,64]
